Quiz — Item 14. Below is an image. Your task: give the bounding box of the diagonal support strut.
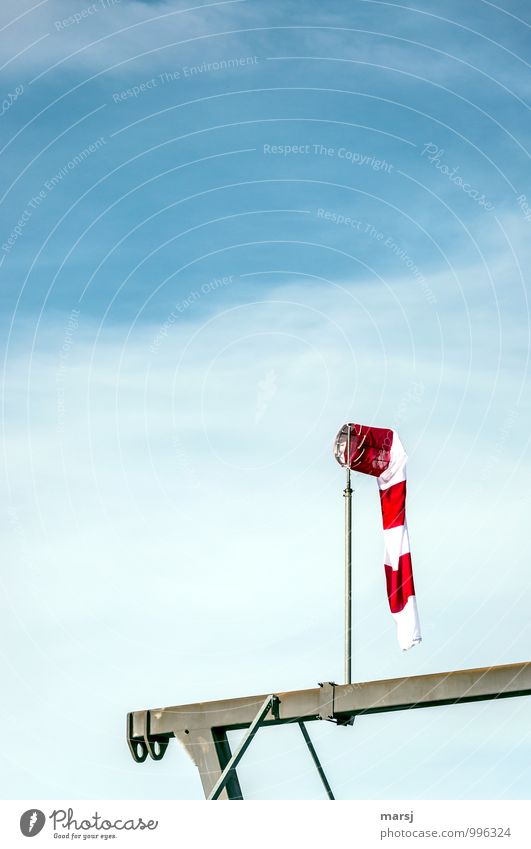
[298,721,335,799]
[208,695,277,800]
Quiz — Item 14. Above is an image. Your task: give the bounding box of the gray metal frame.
[127,661,531,799]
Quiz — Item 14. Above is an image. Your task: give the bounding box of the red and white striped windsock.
[334,423,421,651]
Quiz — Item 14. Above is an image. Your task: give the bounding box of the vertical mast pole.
[344,424,353,685]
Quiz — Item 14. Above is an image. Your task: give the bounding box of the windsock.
[334,423,421,651]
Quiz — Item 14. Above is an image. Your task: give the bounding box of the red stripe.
[379,480,406,529]
[385,552,415,613]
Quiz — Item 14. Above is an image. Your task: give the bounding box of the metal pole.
[344,425,353,685]
[298,722,335,799]
[207,695,275,800]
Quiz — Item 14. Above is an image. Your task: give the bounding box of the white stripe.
[377,430,407,491]
[383,523,410,569]
[392,595,422,651]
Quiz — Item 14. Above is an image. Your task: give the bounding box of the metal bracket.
[318,681,357,725]
[317,681,336,721]
[127,710,170,763]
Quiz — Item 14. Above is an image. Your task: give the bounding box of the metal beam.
[173,728,230,799]
[211,728,244,800]
[127,661,531,797]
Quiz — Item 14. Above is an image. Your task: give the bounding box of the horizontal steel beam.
[127,661,531,797]
[129,661,531,739]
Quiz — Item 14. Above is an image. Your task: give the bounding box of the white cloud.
[0,0,253,80]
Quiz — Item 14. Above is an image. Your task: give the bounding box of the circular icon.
[19,810,46,837]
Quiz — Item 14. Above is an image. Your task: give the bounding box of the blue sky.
[1,0,530,800]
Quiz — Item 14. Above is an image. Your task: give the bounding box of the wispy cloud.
[0,0,251,80]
